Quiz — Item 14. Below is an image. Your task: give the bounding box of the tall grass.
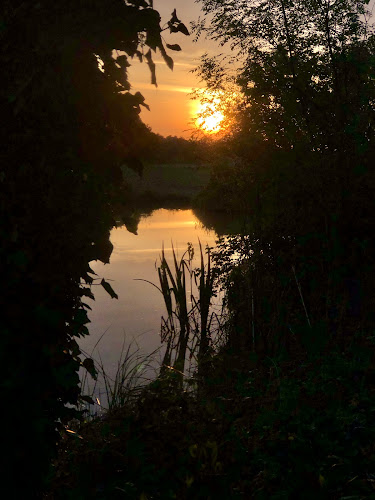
[138,241,223,386]
[78,334,159,419]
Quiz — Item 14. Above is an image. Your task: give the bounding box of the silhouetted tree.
[1,1,189,496]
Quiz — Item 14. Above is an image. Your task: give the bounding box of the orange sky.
[128,0,223,138]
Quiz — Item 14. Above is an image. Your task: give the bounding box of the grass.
[136,241,224,388]
[77,333,160,419]
[122,163,211,200]
[48,333,375,499]
[50,243,375,499]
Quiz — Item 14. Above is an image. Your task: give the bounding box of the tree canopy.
[1,1,189,496]
[196,0,375,153]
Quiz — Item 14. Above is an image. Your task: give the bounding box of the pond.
[79,208,220,399]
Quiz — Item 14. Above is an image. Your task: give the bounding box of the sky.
[126,0,375,138]
[128,0,223,138]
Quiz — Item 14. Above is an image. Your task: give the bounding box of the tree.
[194,0,375,361]
[196,0,375,154]
[1,1,189,496]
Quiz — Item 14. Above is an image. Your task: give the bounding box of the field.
[122,163,211,201]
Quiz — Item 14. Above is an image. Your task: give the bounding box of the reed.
[140,241,223,386]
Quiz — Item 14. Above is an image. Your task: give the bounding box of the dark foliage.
[4,0,375,496]
[0,1,184,496]
[138,130,207,164]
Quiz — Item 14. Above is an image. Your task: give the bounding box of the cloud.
[132,83,201,94]
[153,59,196,68]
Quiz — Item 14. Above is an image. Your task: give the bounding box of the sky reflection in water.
[79,209,218,386]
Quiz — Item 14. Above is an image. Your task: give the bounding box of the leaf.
[75,325,89,338]
[143,9,163,51]
[145,49,157,86]
[127,0,149,7]
[87,264,97,276]
[170,9,181,24]
[116,55,130,68]
[80,288,95,300]
[101,278,118,299]
[82,358,98,380]
[82,273,93,284]
[140,102,150,111]
[133,91,149,109]
[65,429,83,439]
[163,53,174,70]
[74,308,90,325]
[159,44,173,70]
[134,91,144,102]
[176,22,189,36]
[189,444,198,458]
[166,44,181,52]
[68,339,81,357]
[185,476,194,488]
[79,395,95,405]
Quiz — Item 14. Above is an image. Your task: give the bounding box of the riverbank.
[47,335,375,499]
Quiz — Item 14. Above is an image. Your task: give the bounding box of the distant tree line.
[138,128,208,164]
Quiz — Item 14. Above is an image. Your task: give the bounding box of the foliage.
[138,242,223,386]
[193,0,375,217]
[78,335,159,419]
[5,0,375,495]
[193,0,375,356]
[1,0,188,495]
[137,130,207,164]
[185,0,375,496]
[196,0,375,149]
[47,335,375,499]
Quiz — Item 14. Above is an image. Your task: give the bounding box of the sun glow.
[195,93,225,134]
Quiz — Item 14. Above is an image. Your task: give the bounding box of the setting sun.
[194,92,226,134]
[196,101,225,134]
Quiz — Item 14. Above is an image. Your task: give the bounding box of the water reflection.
[79,209,218,385]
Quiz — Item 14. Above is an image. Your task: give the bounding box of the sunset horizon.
[128,0,226,138]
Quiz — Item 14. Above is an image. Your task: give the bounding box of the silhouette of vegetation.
[78,334,160,418]
[152,242,221,385]
[6,0,375,497]
[1,0,189,496]
[140,131,207,164]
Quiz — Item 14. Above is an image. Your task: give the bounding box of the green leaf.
[101,278,118,299]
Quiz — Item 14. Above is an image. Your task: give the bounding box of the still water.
[79,208,218,388]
